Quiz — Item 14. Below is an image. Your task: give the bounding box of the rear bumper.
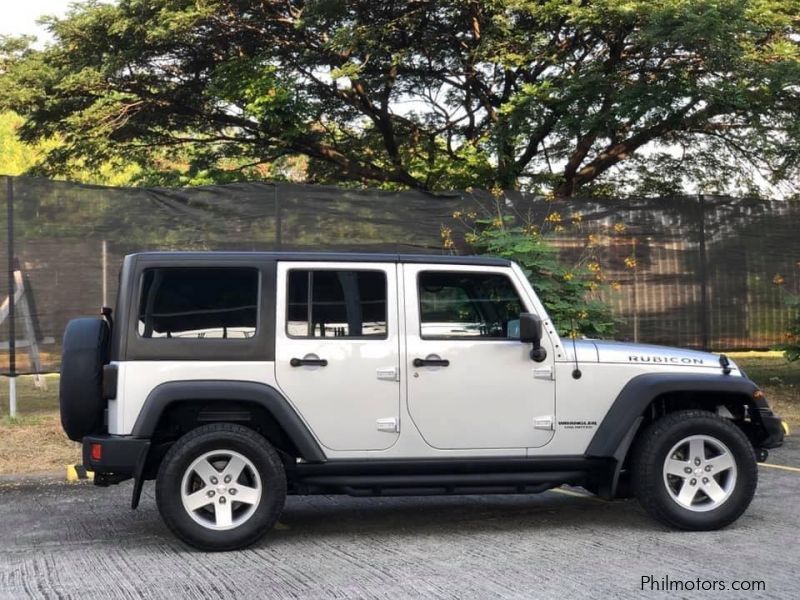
[82,434,150,477]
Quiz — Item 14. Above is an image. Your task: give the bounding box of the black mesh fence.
[1,176,799,374]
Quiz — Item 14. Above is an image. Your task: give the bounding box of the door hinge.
[533,366,553,380]
[376,366,399,381]
[376,417,399,433]
[533,416,554,431]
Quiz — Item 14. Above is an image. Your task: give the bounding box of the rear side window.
[286,270,387,338]
[138,267,258,339]
[418,271,524,340]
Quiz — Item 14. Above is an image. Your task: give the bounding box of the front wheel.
[156,423,287,551]
[632,410,757,530]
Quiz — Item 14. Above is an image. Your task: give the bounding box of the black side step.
[289,457,598,496]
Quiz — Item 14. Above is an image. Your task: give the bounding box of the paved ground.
[1,437,798,599]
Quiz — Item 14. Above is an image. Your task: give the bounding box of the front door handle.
[413,357,450,368]
[290,356,328,367]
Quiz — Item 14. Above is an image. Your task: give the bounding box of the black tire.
[632,410,757,531]
[156,423,287,551]
[59,317,110,441]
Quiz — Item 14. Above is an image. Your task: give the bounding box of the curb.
[66,464,94,483]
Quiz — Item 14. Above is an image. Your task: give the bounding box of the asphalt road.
[1,437,799,600]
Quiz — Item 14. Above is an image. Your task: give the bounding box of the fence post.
[697,195,711,350]
[632,236,639,343]
[6,176,16,417]
[102,239,108,307]
[274,183,282,249]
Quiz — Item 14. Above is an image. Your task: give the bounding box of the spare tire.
[60,317,110,442]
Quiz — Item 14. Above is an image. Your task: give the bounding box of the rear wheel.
[156,423,286,551]
[632,410,757,530]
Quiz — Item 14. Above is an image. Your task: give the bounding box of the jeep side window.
[286,270,387,338]
[418,271,524,340]
[137,267,258,339]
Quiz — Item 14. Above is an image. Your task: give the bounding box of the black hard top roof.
[126,251,511,267]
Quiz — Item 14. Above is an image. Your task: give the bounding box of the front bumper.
[753,398,785,449]
[758,411,785,449]
[82,434,150,477]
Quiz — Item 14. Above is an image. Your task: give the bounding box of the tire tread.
[155,423,287,551]
[632,409,757,531]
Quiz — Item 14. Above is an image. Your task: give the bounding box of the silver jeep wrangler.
[59,252,784,550]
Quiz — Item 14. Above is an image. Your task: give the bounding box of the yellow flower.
[440,226,455,250]
[554,224,565,233]
[578,310,589,320]
[624,256,637,269]
[614,222,626,233]
[588,282,598,292]
[546,212,562,223]
[467,211,478,220]
[571,212,583,224]
[452,211,463,219]
[563,272,574,282]
[491,186,504,198]
[587,262,601,273]
[773,274,785,286]
[491,217,503,228]
[611,281,622,290]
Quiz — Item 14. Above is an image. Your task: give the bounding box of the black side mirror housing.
[519,313,542,344]
[520,313,547,362]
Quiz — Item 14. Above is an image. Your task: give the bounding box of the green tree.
[0,111,139,184]
[0,111,52,175]
[1,1,799,196]
[448,195,615,337]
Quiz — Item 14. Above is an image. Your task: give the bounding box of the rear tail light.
[90,443,102,461]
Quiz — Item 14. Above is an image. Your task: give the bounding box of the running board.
[291,470,589,497]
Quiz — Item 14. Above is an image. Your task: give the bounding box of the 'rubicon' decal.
[628,355,705,364]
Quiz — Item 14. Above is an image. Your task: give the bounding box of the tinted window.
[138,268,258,339]
[418,271,524,339]
[287,270,387,338]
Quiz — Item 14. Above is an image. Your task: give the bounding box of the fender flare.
[585,372,758,460]
[131,380,326,462]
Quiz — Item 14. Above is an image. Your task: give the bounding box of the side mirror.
[519,313,542,344]
[519,313,547,362]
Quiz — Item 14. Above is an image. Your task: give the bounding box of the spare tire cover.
[60,317,110,442]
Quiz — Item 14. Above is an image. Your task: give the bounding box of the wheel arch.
[132,380,326,463]
[585,373,768,499]
[586,373,762,460]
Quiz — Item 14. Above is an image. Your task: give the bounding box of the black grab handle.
[290,357,328,367]
[413,357,450,368]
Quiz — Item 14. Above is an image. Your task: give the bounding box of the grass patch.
[0,375,79,474]
[736,356,800,429]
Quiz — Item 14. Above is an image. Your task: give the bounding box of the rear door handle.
[413,357,450,368]
[290,356,328,367]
